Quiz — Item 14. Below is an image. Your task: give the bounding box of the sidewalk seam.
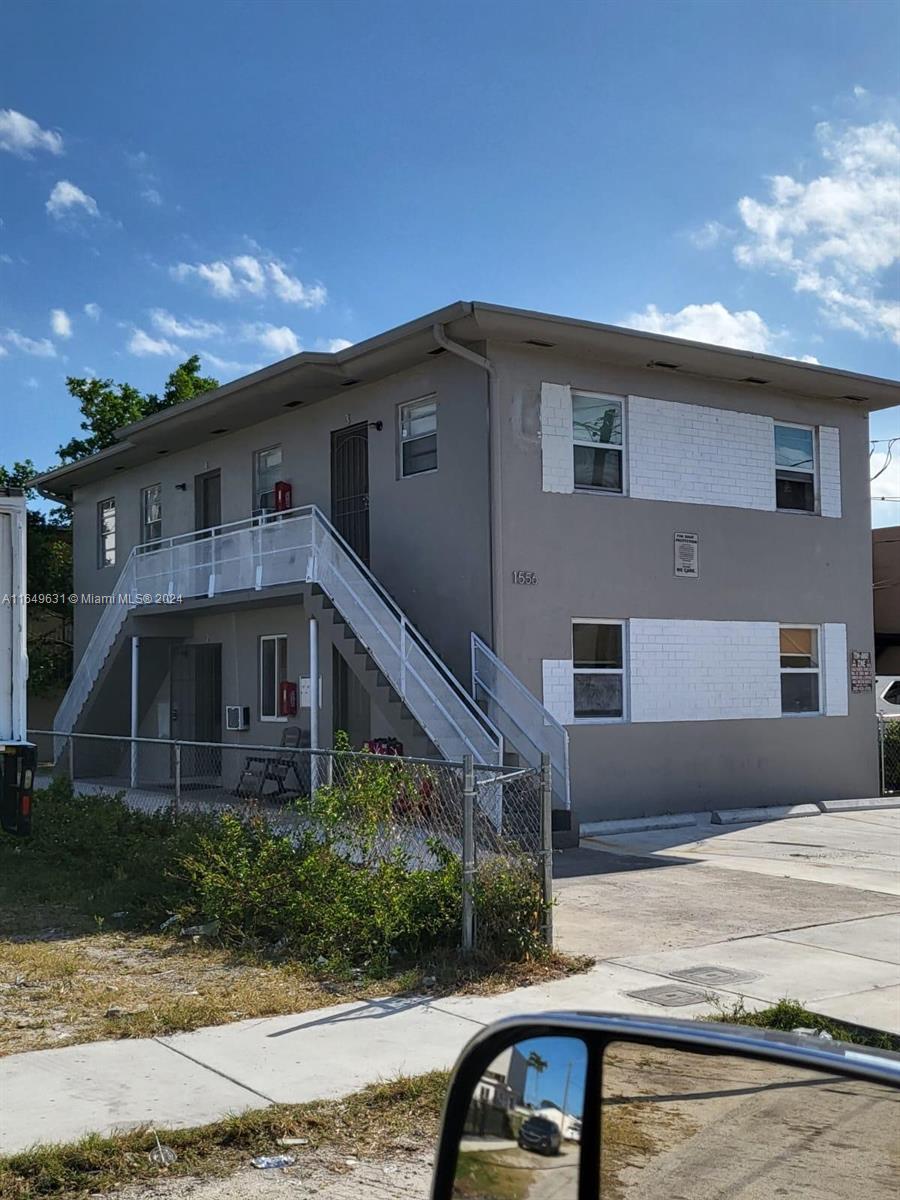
[153,1038,278,1106]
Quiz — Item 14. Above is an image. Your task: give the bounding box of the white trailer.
[0,488,34,835]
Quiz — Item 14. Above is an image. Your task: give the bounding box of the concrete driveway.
[554,806,900,1034]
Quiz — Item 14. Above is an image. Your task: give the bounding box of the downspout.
[432,323,504,659]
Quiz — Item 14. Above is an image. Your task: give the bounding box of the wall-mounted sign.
[850,650,873,694]
[674,532,699,578]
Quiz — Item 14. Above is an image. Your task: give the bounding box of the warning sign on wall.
[674,532,699,578]
[851,650,873,694]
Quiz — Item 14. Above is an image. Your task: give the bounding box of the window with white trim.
[259,634,288,720]
[775,424,816,513]
[573,620,625,720]
[253,445,283,513]
[140,483,162,544]
[399,396,437,477]
[572,392,624,493]
[97,497,116,567]
[780,626,821,714]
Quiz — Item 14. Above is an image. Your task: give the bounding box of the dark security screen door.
[170,644,222,780]
[195,470,221,532]
[331,422,369,563]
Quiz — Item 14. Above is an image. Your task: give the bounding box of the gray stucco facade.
[37,301,898,828]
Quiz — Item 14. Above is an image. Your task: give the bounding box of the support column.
[130,635,139,787]
[309,616,319,793]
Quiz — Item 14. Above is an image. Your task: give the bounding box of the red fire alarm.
[274,481,293,512]
[279,680,298,717]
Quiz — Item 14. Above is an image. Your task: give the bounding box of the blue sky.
[1,0,898,521]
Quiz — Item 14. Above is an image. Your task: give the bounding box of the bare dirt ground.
[116,1152,433,1200]
[0,901,586,1056]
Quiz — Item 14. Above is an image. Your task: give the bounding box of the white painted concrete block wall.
[819,426,842,518]
[627,396,777,510]
[540,382,574,493]
[630,619,782,722]
[542,659,574,724]
[823,623,849,715]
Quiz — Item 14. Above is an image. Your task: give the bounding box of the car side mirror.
[430,1013,900,1199]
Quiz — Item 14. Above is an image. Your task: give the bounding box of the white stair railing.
[54,506,502,766]
[471,633,570,811]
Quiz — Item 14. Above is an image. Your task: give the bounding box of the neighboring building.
[35,302,898,832]
[874,526,900,673]
[476,1046,528,1111]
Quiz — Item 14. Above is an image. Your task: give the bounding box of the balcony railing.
[56,506,503,767]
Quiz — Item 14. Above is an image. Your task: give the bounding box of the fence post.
[67,735,74,783]
[540,752,554,949]
[173,742,182,822]
[462,754,476,955]
[878,714,886,796]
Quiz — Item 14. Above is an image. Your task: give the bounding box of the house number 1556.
[512,570,538,585]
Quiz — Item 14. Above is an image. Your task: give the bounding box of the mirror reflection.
[601,1040,900,1199]
[454,1034,586,1198]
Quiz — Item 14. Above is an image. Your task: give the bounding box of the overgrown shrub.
[3,764,551,972]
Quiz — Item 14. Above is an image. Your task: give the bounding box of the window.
[253,445,283,513]
[141,484,162,544]
[573,620,625,719]
[780,626,821,714]
[97,498,116,567]
[259,634,288,720]
[399,396,437,476]
[775,424,816,512]
[573,392,624,493]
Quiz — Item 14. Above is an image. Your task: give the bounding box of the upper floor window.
[573,620,626,720]
[780,626,821,714]
[141,484,162,544]
[97,498,116,568]
[775,424,816,513]
[253,445,283,513]
[573,392,624,493]
[399,396,437,477]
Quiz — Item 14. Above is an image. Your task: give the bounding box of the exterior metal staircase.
[54,507,503,766]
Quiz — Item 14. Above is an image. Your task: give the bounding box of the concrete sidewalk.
[2,806,898,1155]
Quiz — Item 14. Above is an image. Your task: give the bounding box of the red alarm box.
[274,481,293,512]
[279,680,298,717]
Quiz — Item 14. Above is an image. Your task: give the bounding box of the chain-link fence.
[29,730,553,950]
[878,714,900,795]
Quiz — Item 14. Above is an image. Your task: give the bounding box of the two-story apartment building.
[35,301,898,833]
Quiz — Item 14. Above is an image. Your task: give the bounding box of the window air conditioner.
[225,705,250,731]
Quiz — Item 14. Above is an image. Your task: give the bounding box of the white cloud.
[2,329,56,357]
[171,260,238,298]
[141,187,162,206]
[625,301,778,353]
[46,180,99,220]
[0,109,63,157]
[267,261,327,307]
[84,302,101,320]
[317,337,353,352]
[244,323,301,357]
[734,119,900,343]
[128,328,181,357]
[201,351,259,374]
[24,376,39,389]
[0,345,7,358]
[172,254,326,307]
[853,85,869,100]
[150,308,223,339]
[688,220,731,250]
[50,308,72,338]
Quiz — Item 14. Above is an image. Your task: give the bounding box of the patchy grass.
[712,997,900,1052]
[0,902,590,1057]
[0,1072,448,1200]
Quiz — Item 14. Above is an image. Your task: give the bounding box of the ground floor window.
[780,626,821,714]
[573,620,625,720]
[260,634,288,720]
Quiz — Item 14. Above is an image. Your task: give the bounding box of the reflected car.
[517,1114,562,1155]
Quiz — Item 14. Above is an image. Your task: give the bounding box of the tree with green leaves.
[58,355,219,462]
